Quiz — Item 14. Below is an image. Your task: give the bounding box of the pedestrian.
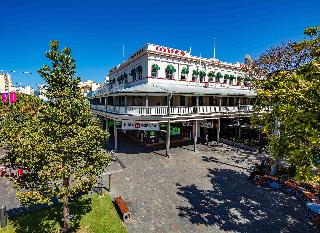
[205,133,209,145]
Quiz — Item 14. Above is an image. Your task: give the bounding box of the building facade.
[78,80,101,97]
[11,85,34,95]
[0,73,12,93]
[91,44,257,155]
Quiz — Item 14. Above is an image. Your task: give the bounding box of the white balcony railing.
[91,104,254,116]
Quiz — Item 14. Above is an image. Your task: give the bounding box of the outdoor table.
[307,202,320,214]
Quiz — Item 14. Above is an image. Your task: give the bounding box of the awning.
[111,83,256,97]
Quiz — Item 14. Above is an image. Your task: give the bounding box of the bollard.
[108,174,111,192]
[0,206,7,228]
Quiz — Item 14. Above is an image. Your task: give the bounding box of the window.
[208,71,215,82]
[151,64,160,78]
[199,71,206,83]
[137,66,143,79]
[181,67,189,80]
[165,65,176,79]
[192,70,199,81]
[180,96,185,106]
[199,96,203,106]
[224,74,229,84]
[130,68,136,81]
[166,70,173,79]
[209,96,214,106]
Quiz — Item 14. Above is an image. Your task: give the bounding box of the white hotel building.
[90,44,257,155]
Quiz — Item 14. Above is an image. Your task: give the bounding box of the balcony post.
[237,117,241,138]
[217,118,220,143]
[194,120,198,152]
[125,95,128,113]
[166,93,172,157]
[196,96,199,113]
[105,118,109,144]
[114,120,118,152]
[146,95,149,114]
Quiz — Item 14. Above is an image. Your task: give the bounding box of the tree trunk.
[62,177,70,233]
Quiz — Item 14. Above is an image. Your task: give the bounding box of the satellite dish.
[245,54,255,65]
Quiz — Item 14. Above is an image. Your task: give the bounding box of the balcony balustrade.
[91,104,255,116]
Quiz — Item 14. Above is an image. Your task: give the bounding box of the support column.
[165,94,172,157]
[219,97,222,112]
[166,119,171,157]
[114,121,118,152]
[196,96,199,113]
[194,120,198,152]
[0,205,7,228]
[106,118,110,142]
[146,95,149,114]
[217,118,220,143]
[124,95,128,113]
[237,117,241,138]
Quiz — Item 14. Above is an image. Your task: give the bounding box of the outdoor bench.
[114,196,131,222]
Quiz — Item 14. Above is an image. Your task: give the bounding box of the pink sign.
[2,93,8,102]
[10,92,17,103]
[1,92,17,103]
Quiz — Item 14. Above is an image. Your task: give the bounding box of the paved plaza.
[107,134,318,233]
[0,136,319,232]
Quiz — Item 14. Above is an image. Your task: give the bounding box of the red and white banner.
[122,121,160,131]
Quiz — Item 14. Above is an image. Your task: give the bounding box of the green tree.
[0,41,110,232]
[251,26,320,183]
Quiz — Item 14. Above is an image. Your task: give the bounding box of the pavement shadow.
[176,168,317,233]
[201,155,250,172]
[9,196,92,233]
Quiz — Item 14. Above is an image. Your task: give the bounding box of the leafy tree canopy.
[0,41,110,232]
[251,26,320,183]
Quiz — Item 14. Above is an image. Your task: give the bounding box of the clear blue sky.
[0,0,319,89]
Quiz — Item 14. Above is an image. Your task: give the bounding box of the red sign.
[156,46,186,56]
[135,123,140,128]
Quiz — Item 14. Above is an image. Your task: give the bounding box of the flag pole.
[213,37,216,59]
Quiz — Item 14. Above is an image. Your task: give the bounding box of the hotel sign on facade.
[122,121,160,131]
[155,46,186,56]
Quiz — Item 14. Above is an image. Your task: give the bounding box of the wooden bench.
[114,196,130,222]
